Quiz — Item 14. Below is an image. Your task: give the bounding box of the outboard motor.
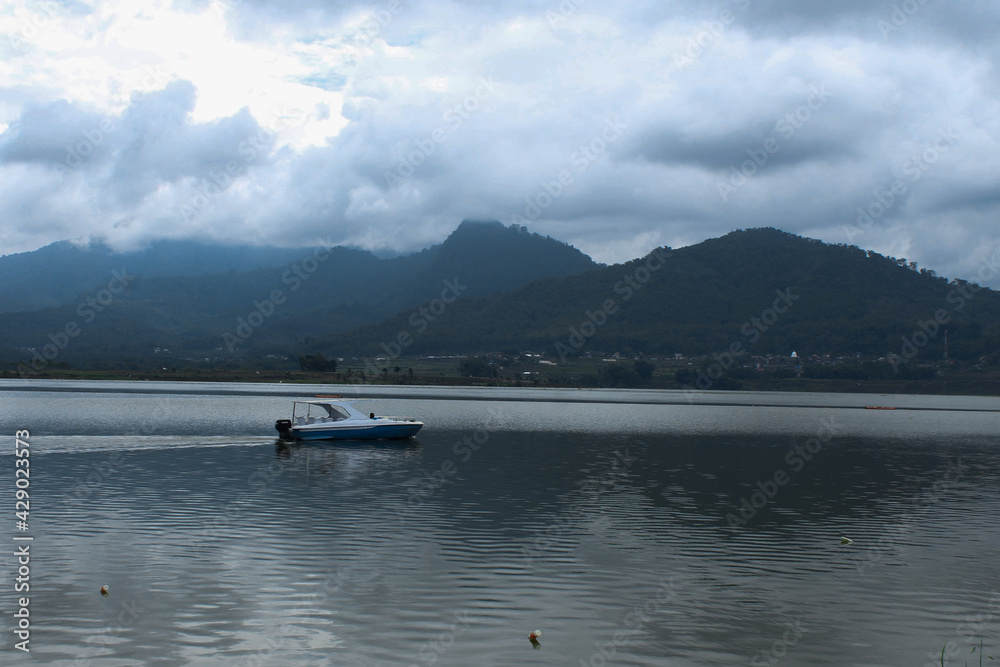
[274,419,293,440]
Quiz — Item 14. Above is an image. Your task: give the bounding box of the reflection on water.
[0,383,998,666]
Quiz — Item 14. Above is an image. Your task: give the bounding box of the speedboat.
[274,397,423,441]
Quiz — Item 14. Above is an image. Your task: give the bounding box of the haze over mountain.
[0,239,313,313]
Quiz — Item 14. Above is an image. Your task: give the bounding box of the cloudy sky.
[1,0,998,284]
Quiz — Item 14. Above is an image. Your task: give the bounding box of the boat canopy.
[291,400,364,422]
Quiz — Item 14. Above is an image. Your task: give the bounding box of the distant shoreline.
[4,367,999,400]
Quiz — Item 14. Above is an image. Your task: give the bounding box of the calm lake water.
[1,380,999,666]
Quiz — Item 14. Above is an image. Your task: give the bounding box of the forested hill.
[1,220,600,369]
[312,228,1000,362]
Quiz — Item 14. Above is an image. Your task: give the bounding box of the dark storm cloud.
[624,84,865,173]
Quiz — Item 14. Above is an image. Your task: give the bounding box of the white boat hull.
[289,421,422,440]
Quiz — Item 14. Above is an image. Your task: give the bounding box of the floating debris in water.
[528,629,541,640]
[840,537,853,545]
[100,585,109,597]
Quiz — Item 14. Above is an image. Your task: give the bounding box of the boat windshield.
[314,403,352,421]
[295,402,353,422]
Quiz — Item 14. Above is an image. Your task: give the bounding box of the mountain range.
[2,221,998,372]
[0,221,598,369]
[315,227,1000,363]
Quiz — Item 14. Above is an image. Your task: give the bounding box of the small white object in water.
[100,585,109,597]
